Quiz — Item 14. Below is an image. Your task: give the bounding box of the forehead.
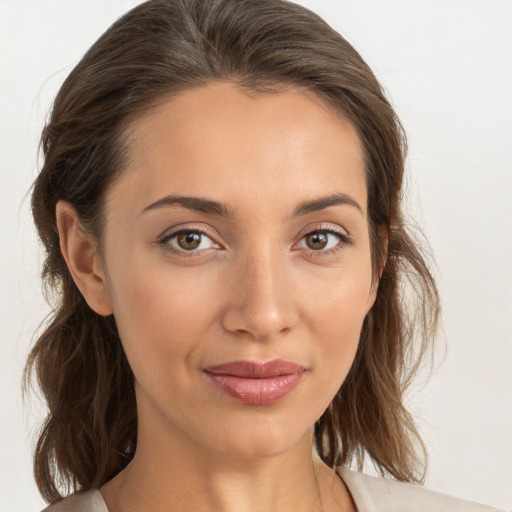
[109,82,367,218]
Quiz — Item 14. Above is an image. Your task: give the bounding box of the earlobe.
[56,201,113,316]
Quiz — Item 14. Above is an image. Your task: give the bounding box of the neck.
[101,398,355,512]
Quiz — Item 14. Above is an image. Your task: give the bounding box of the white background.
[1,1,511,510]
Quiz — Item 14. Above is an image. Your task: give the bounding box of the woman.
[25,0,503,511]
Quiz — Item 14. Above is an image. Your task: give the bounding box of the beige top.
[42,467,505,512]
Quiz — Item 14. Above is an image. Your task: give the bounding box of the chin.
[200,417,312,461]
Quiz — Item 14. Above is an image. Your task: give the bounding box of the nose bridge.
[221,241,298,340]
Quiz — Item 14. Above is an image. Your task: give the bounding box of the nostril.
[221,306,297,341]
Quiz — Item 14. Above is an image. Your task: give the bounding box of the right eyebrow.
[140,194,233,217]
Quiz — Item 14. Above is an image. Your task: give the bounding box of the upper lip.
[204,359,306,378]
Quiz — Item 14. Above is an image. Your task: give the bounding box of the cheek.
[304,257,374,386]
[292,279,371,420]
[317,283,370,359]
[106,257,223,379]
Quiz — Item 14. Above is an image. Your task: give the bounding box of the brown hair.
[26,0,439,503]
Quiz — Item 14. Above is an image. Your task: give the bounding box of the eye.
[160,229,219,253]
[296,228,352,253]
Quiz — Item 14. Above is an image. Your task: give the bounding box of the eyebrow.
[291,192,363,218]
[140,192,363,218]
[141,195,232,217]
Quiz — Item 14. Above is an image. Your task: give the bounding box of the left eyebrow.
[291,192,363,218]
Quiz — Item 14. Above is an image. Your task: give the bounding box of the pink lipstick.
[204,360,306,405]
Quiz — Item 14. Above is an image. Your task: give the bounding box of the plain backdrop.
[1,0,511,510]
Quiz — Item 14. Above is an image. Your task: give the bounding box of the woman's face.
[99,82,376,459]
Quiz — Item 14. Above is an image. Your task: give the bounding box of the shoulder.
[336,467,504,512]
[41,490,108,512]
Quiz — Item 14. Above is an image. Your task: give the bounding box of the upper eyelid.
[158,228,220,257]
[295,226,352,249]
[159,224,218,241]
[306,223,348,233]
[297,222,351,240]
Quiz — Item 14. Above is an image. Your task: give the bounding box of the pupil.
[178,232,201,250]
[307,232,328,250]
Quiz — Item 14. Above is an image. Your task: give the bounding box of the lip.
[204,360,306,405]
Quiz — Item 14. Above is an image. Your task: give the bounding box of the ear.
[56,201,113,316]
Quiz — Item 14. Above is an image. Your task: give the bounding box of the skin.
[57,82,381,512]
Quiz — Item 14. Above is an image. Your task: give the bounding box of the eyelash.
[296,227,353,256]
[158,226,353,258]
[158,227,219,258]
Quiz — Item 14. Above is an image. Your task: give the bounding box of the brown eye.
[297,228,351,254]
[177,232,202,250]
[161,229,218,254]
[304,231,329,250]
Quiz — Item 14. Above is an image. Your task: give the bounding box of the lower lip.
[205,371,305,405]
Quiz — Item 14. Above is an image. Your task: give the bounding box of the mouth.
[203,359,306,405]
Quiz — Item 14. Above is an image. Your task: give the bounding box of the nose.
[221,247,299,341]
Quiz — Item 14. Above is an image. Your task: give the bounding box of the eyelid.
[157,222,219,241]
[301,221,350,236]
[158,224,223,256]
[293,223,353,254]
